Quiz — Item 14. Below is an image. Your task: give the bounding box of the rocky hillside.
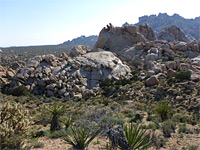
[95,23,200,83]
[60,35,98,48]
[1,23,200,150]
[135,13,200,41]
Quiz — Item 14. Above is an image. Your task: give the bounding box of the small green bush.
[9,85,29,96]
[101,116,125,127]
[188,145,199,150]
[175,69,191,81]
[155,101,172,121]
[162,120,176,138]
[100,78,114,87]
[178,124,191,134]
[168,56,174,61]
[45,129,67,138]
[147,123,157,130]
[102,86,114,96]
[167,77,176,86]
[172,113,189,123]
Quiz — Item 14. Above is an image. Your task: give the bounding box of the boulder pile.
[6,46,131,98]
[0,65,16,84]
[95,24,200,86]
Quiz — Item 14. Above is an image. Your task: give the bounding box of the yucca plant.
[48,103,65,132]
[64,125,100,150]
[124,123,153,150]
[60,116,73,130]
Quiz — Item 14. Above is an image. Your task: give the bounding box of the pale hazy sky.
[0,0,199,47]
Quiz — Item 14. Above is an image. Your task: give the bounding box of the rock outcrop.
[137,23,156,41]
[6,48,131,98]
[0,66,16,84]
[94,23,147,51]
[158,25,188,42]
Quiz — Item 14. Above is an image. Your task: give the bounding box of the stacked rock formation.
[6,46,131,98]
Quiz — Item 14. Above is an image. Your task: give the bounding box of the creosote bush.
[175,69,191,81]
[0,101,30,150]
[162,120,176,138]
[9,85,29,96]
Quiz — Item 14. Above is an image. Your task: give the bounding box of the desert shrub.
[155,101,172,121]
[151,133,167,149]
[101,116,125,128]
[147,123,157,130]
[121,108,134,114]
[45,129,67,138]
[178,123,191,134]
[188,145,199,150]
[29,141,44,148]
[175,69,191,81]
[167,77,176,86]
[168,56,175,61]
[115,78,131,86]
[130,70,139,81]
[100,78,114,87]
[128,113,143,123]
[124,123,153,149]
[147,114,153,121]
[132,59,142,68]
[172,113,189,123]
[9,85,29,96]
[162,120,176,138]
[102,86,114,96]
[0,101,30,149]
[64,125,100,150]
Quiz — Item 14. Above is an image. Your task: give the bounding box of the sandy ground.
[29,132,200,150]
[31,136,109,150]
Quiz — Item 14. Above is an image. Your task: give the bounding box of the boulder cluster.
[6,46,131,98]
[95,24,200,86]
[0,65,16,84]
[3,23,200,98]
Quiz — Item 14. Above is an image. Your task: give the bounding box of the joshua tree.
[48,103,64,132]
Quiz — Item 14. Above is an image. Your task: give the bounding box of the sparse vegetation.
[162,120,176,138]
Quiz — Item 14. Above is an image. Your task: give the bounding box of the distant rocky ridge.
[60,35,98,48]
[134,13,200,41]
